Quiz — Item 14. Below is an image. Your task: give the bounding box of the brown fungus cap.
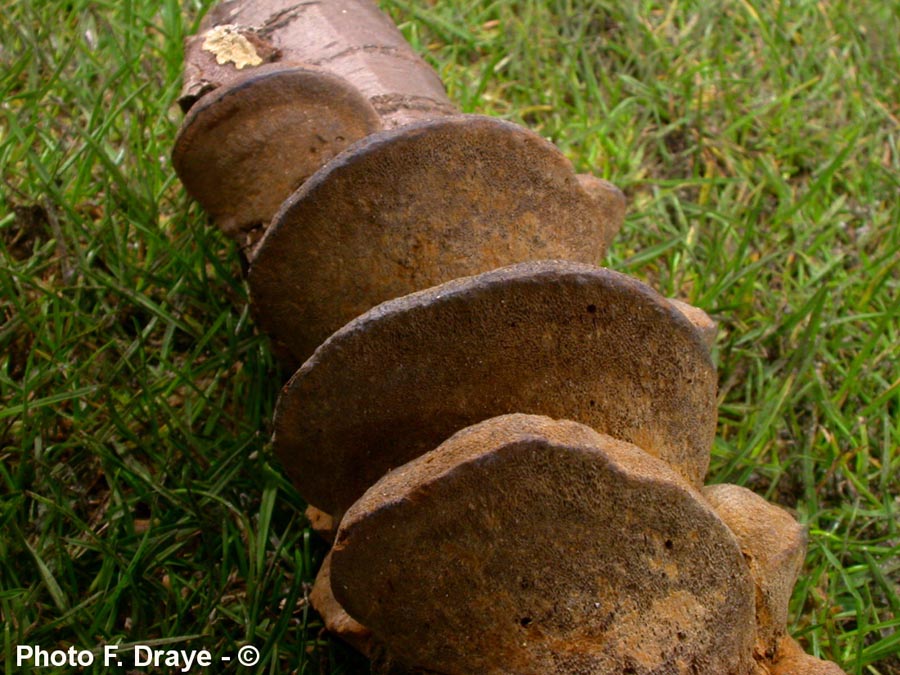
[248,116,625,366]
[330,413,757,675]
[575,173,627,251]
[172,63,381,251]
[309,551,374,657]
[273,261,717,517]
[304,504,335,543]
[771,637,846,675]
[704,484,808,661]
[669,298,717,349]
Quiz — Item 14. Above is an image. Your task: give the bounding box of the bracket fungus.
[310,551,374,658]
[668,298,717,348]
[173,63,381,251]
[703,484,808,661]
[173,0,623,335]
[273,261,718,518]
[171,3,847,673]
[329,414,758,675]
[249,119,626,365]
[174,0,443,251]
[770,638,848,675]
[173,0,624,270]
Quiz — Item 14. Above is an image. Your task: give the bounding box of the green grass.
[1,0,897,673]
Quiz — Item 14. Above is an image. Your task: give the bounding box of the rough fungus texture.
[273,261,717,517]
[330,414,758,675]
[248,117,625,366]
[771,637,847,675]
[704,484,808,661]
[172,63,380,251]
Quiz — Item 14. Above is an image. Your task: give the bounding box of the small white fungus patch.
[202,24,262,69]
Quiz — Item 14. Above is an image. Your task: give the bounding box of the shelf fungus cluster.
[173,2,846,673]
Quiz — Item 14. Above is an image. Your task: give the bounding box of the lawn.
[1,0,898,673]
